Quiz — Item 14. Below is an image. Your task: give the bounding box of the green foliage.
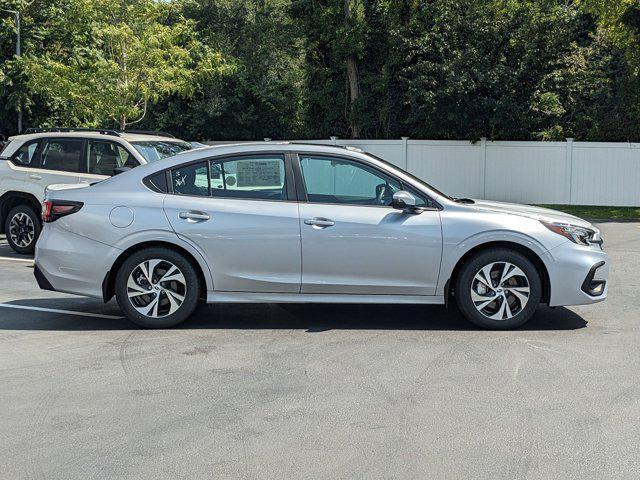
[142,0,304,140]
[1,0,640,141]
[12,0,230,130]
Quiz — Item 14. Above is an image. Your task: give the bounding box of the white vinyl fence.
[286,138,640,207]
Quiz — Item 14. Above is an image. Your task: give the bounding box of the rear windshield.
[131,141,192,162]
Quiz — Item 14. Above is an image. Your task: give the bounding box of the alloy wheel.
[470,261,530,320]
[126,259,187,318]
[9,212,35,248]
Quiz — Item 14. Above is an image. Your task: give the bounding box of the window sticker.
[236,160,282,187]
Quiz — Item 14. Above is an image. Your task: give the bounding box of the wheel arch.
[444,241,551,305]
[102,241,209,303]
[0,191,41,234]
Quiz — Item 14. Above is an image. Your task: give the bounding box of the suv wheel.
[455,249,542,329]
[5,205,41,254]
[115,247,201,328]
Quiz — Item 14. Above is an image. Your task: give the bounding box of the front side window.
[87,140,138,175]
[40,139,83,173]
[170,162,209,196]
[210,155,287,201]
[299,155,403,206]
[11,141,39,167]
[131,141,192,162]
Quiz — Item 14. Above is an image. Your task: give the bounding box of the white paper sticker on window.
[236,160,282,187]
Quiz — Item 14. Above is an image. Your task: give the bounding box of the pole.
[15,11,21,133]
[1,9,22,132]
[15,11,20,56]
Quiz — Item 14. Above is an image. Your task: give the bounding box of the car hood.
[469,199,595,229]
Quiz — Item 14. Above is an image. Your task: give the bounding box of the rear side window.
[170,162,209,196]
[40,139,83,173]
[143,171,168,193]
[210,155,287,201]
[11,141,40,167]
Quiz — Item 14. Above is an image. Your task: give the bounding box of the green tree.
[143,0,304,140]
[580,0,640,70]
[2,0,640,142]
[24,0,230,130]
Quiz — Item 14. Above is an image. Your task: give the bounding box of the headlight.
[540,220,599,246]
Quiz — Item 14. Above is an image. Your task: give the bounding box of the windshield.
[365,152,453,200]
[131,141,192,162]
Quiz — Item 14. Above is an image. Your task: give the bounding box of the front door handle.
[29,174,43,180]
[304,217,335,228]
[179,211,210,221]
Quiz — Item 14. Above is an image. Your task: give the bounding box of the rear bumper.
[34,223,121,299]
[544,242,609,307]
[33,264,55,291]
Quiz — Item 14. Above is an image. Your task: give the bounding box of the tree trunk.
[344,0,361,138]
[120,116,126,131]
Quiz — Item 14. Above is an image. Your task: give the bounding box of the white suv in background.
[0,128,193,254]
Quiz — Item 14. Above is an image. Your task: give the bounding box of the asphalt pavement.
[0,222,639,479]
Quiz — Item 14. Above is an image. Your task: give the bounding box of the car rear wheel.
[455,248,542,329]
[5,205,41,254]
[115,247,201,328]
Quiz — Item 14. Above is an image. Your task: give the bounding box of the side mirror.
[113,166,132,176]
[391,190,418,212]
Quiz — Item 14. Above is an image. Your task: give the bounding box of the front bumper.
[543,242,609,307]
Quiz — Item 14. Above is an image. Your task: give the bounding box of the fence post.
[566,138,574,205]
[401,137,409,170]
[480,137,487,199]
[330,136,338,145]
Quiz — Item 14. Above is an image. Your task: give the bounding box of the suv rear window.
[131,141,192,162]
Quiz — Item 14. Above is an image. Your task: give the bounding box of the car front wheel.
[115,247,201,328]
[5,205,41,254]
[455,248,542,329]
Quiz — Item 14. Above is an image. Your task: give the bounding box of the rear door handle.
[29,174,43,180]
[304,217,335,228]
[179,211,210,221]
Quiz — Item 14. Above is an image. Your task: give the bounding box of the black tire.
[455,248,542,329]
[115,247,201,328]
[5,204,41,255]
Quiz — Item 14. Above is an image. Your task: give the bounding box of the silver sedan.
[34,143,608,329]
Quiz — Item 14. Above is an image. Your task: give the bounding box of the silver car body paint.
[35,143,608,308]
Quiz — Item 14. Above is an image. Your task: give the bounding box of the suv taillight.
[42,200,83,223]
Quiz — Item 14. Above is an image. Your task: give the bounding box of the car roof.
[89,141,448,204]
[125,142,377,178]
[7,131,184,143]
[156,142,365,163]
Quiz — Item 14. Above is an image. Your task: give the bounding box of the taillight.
[42,200,83,223]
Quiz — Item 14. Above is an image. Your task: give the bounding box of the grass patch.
[536,204,640,220]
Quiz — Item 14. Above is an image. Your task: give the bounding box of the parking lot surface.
[0,222,639,479]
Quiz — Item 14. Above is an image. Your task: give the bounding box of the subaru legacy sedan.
[34,143,608,329]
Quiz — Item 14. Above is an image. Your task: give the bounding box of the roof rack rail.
[24,127,121,137]
[121,129,175,138]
